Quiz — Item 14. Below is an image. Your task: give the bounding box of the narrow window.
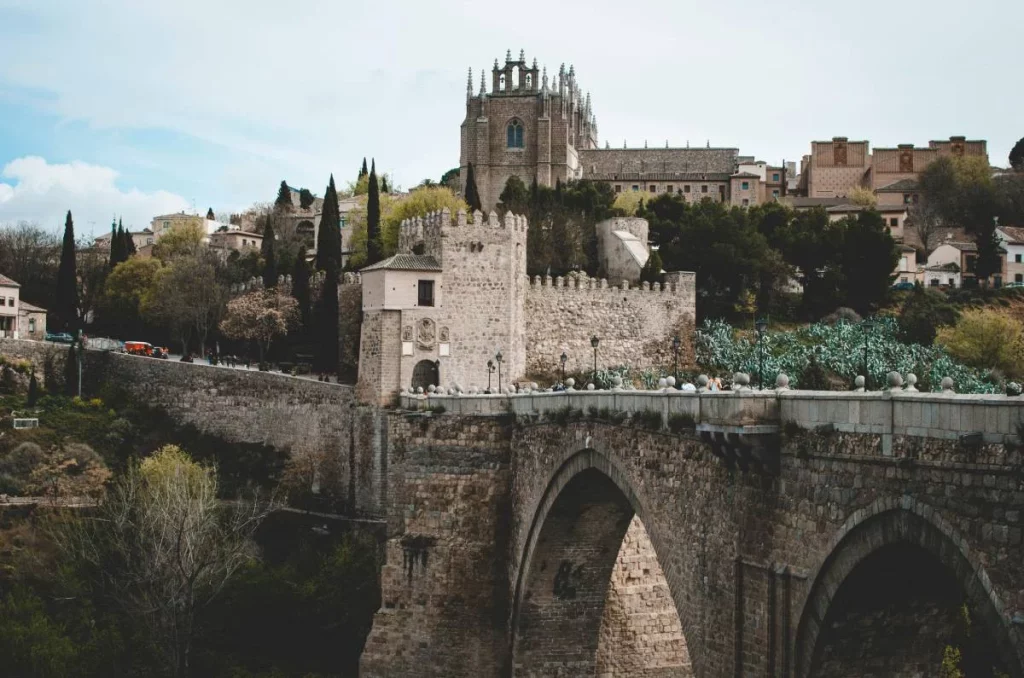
[614,185,621,193]
[1017,274,1023,283]
[903,194,911,204]
[930,279,939,286]
[632,185,639,192]
[684,185,691,193]
[889,218,898,227]
[507,119,524,148]
[0,298,5,306]
[649,185,657,193]
[772,173,780,182]
[701,185,708,193]
[741,181,749,190]
[772,190,780,198]
[28,318,35,333]
[418,280,435,307]
[1015,254,1021,263]
[666,185,674,193]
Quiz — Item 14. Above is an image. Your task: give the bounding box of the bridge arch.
[509,447,695,677]
[795,496,1023,678]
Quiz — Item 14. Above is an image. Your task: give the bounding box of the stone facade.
[595,217,650,284]
[523,271,695,378]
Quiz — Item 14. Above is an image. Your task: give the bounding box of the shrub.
[898,288,960,345]
[936,309,1024,380]
[821,307,862,325]
[799,354,830,390]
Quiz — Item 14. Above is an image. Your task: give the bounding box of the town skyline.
[0,0,1021,236]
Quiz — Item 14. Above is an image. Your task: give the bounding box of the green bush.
[667,412,695,434]
[632,409,663,431]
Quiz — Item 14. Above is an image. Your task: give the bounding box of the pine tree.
[464,162,482,212]
[381,176,389,193]
[360,158,368,179]
[206,207,215,220]
[316,175,340,271]
[367,160,382,265]
[54,211,79,333]
[64,342,78,397]
[291,254,311,333]
[974,217,1003,287]
[27,371,38,406]
[261,215,277,288]
[275,180,292,210]
[124,223,137,257]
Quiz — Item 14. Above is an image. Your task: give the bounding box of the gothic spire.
[467,67,473,98]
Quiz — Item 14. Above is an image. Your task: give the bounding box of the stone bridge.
[0,339,1021,676]
[362,389,1024,678]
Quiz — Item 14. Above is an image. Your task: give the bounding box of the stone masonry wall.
[596,515,692,677]
[0,338,66,388]
[523,273,696,378]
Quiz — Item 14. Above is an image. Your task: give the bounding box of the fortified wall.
[523,271,695,377]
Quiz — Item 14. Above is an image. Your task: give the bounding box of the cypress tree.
[206,207,215,220]
[54,211,79,333]
[124,223,137,257]
[360,158,368,179]
[26,371,39,407]
[108,219,121,268]
[275,180,292,210]
[367,160,382,265]
[292,253,311,333]
[261,214,277,288]
[316,175,340,271]
[381,176,389,194]
[464,162,482,212]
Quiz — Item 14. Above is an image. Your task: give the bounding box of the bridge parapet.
[401,389,1024,447]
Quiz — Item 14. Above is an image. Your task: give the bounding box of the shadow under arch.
[508,447,695,677]
[795,497,1023,678]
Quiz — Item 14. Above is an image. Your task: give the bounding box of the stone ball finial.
[887,371,903,389]
[427,384,436,394]
[587,382,595,391]
[415,386,424,394]
[940,377,955,394]
[666,376,676,388]
[697,375,709,389]
[775,373,790,390]
[565,377,575,389]
[611,376,623,389]
[658,377,667,389]
[1007,382,1022,397]
[734,372,750,389]
[854,375,866,392]
[904,373,918,392]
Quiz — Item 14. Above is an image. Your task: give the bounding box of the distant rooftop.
[361,254,442,273]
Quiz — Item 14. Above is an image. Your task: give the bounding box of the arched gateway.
[510,449,693,677]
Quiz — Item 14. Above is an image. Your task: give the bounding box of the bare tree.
[906,203,945,254]
[220,288,299,364]
[0,221,60,306]
[50,446,269,678]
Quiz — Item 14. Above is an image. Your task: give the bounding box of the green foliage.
[26,371,38,406]
[366,160,382,266]
[640,250,663,284]
[274,180,291,209]
[632,409,663,431]
[587,407,628,425]
[667,412,695,434]
[463,163,481,212]
[315,175,340,272]
[898,287,960,345]
[695,317,998,393]
[298,188,315,210]
[260,216,276,288]
[1011,137,1024,172]
[799,354,830,390]
[440,166,460,190]
[547,405,584,426]
[53,211,79,333]
[937,308,1024,379]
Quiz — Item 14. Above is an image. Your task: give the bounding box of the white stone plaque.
[439,343,450,357]
[402,341,413,356]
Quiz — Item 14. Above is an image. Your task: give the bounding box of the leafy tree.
[464,162,482,212]
[497,175,530,215]
[206,207,215,220]
[153,221,205,261]
[898,287,960,345]
[102,257,163,338]
[261,215,277,288]
[220,289,299,364]
[50,446,268,678]
[1010,136,1024,171]
[836,210,898,314]
[275,180,292,210]
[141,256,225,355]
[53,210,79,332]
[847,185,877,207]
[359,157,368,179]
[366,160,382,265]
[298,188,315,210]
[316,175,340,271]
[439,167,460,189]
[291,254,311,332]
[27,442,110,500]
[937,308,1024,379]
[379,186,466,254]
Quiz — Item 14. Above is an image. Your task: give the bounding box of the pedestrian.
[711,376,722,392]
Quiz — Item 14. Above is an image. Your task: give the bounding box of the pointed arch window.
[507,119,524,148]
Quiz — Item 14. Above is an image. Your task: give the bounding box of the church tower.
[460,50,598,211]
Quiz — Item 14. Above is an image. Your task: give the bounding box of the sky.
[0,0,1021,238]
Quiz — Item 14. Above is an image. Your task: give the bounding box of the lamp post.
[862,318,875,390]
[560,352,567,386]
[487,359,494,393]
[671,335,681,386]
[495,351,503,393]
[590,336,600,387]
[755,318,768,390]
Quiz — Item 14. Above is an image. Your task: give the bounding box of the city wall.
[523,272,696,378]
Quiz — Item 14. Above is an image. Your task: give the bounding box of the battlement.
[398,208,529,254]
[527,271,695,295]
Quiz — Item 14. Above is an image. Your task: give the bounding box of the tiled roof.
[784,197,847,209]
[926,262,961,272]
[360,254,442,273]
[0,274,20,287]
[19,301,46,312]
[876,179,919,192]
[999,226,1024,244]
[731,172,761,179]
[825,204,866,212]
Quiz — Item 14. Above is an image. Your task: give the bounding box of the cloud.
[0,156,190,236]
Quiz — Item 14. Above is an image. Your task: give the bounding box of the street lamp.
[755,318,768,390]
[495,351,503,393]
[487,359,494,392]
[671,335,681,386]
[862,318,875,390]
[590,336,600,387]
[560,352,568,386]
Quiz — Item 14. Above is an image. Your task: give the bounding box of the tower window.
[649,185,657,193]
[614,185,621,193]
[684,185,691,193]
[417,280,435,307]
[701,185,708,193]
[507,119,524,148]
[741,181,749,190]
[772,173,780,182]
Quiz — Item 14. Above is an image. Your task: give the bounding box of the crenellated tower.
[460,50,599,212]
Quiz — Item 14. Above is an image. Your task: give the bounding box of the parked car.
[152,346,171,359]
[44,332,74,344]
[124,341,153,356]
[891,282,916,291]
